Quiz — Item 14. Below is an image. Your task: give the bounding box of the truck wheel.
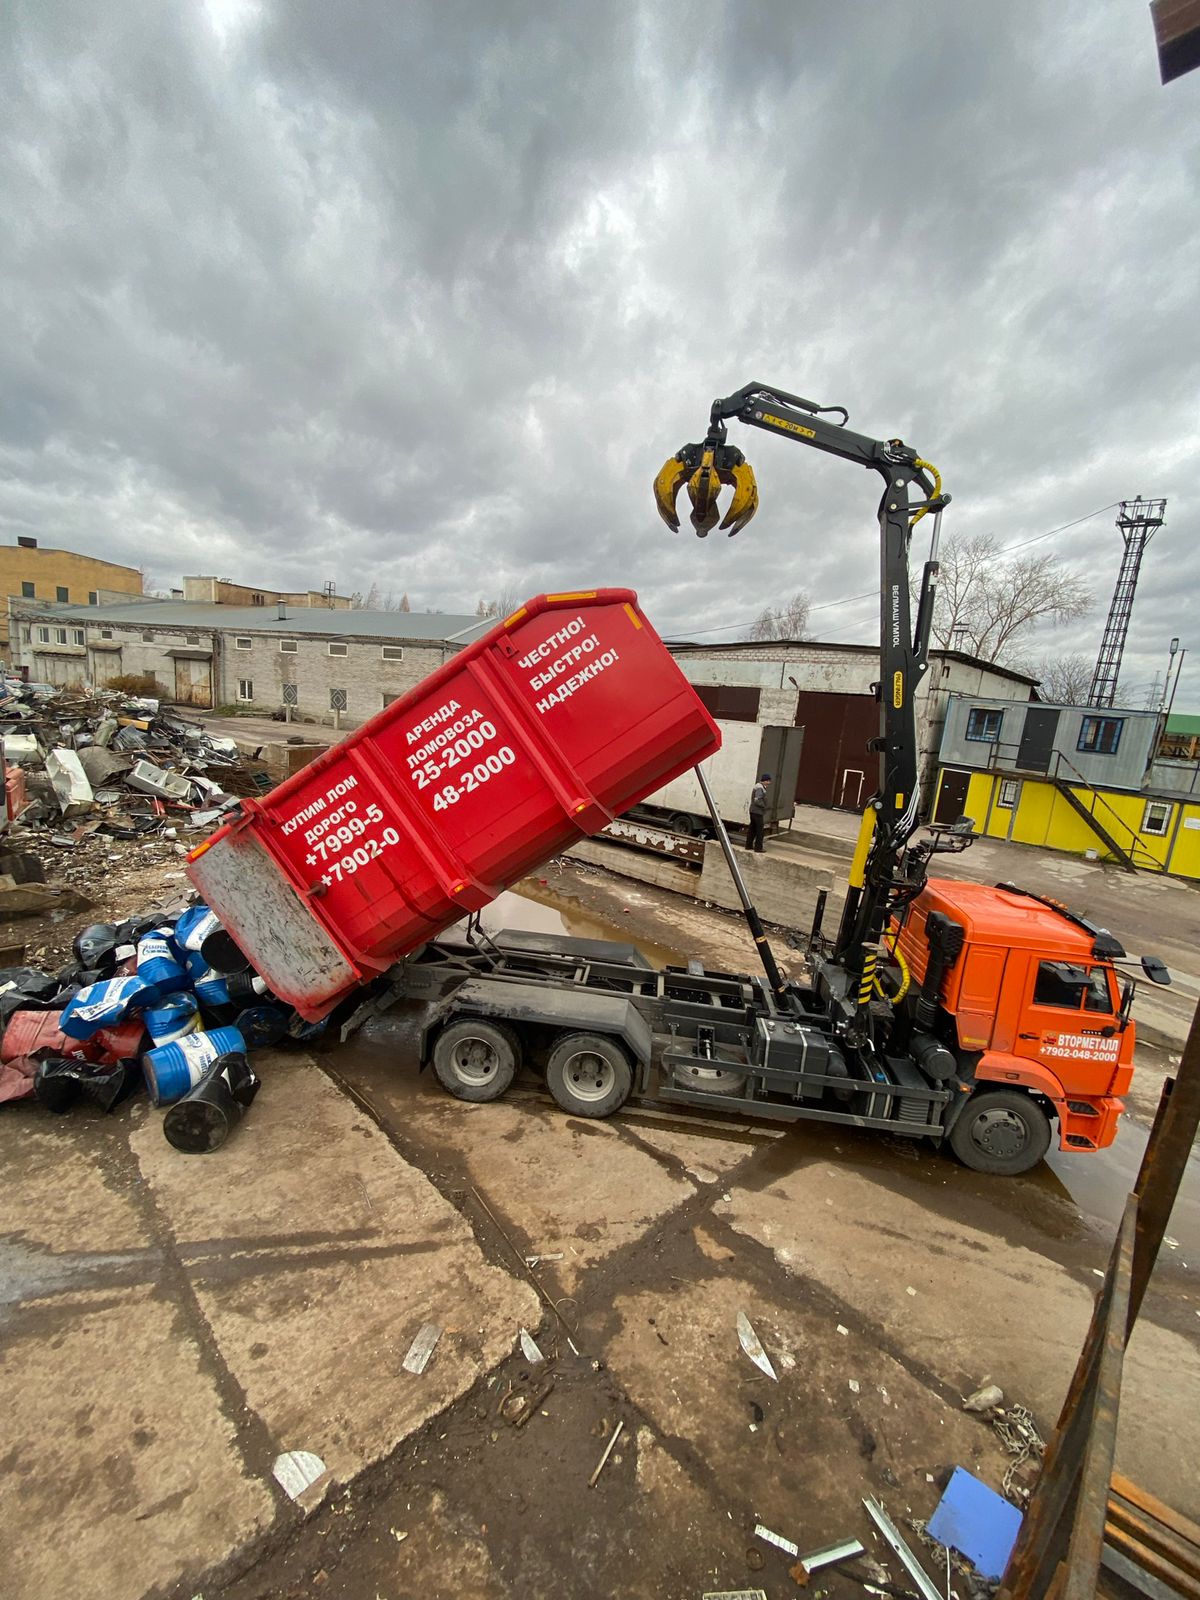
[948,1089,1051,1176]
[668,812,696,837]
[546,1032,632,1118]
[431,1019,521,1103]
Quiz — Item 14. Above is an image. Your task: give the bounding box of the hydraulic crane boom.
[654,382,953,1039]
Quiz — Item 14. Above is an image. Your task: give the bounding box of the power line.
[662,502,1120,643]
[996,502,1120,554]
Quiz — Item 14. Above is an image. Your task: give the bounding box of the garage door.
[89,651,123,688]
[32,653,86,689]
[793,691,879,808]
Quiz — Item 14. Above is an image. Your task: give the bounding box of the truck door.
[1017,959,1122,1095]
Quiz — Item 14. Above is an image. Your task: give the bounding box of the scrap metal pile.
[0,677,317,1151]
[0,897,324,1149]
[0,677,274,843]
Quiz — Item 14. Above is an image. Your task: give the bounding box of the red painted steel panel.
[188,591,720,1017]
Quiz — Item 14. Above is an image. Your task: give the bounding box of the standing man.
[747,772,771,853]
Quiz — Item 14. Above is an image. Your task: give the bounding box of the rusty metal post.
[1129,1000,1200,1328]
[998,991,1200,1599]
[1061,1194,1136,1600]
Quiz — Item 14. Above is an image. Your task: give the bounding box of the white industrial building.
[7,596,489,727]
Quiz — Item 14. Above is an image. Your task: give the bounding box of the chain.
[994,1403,1046,1504]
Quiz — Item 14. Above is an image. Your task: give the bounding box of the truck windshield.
[1033,961,1112,1013]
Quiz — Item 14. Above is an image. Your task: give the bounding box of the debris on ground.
[518,1328,545,1364]
[992,1402,1046,1505]
[1,679,273,855]
[753,1523,800,1558]
[962,1382,1004,1413]
[737,1310,778,1381]
[588,1418,624,1487]
[272,1450,329,1500]
[401,1322,443,1375]
[926,1466,1023,1583]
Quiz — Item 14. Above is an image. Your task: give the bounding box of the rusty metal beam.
[1061,1194,1135,1600]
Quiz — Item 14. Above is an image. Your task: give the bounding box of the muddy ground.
[2,839,1198,1600]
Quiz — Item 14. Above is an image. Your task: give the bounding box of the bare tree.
[1035,652,1094,704]
[483,586,525,619]
[748,591,811,641]
[933,533,1090,665]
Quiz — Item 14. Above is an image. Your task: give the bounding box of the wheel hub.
[564,1051,615,1103]
[972,1106,1027,1159]
[451,1037,498,1087]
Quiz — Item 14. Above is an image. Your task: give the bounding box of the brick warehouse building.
[7,597,489,726]
[0,537,143,666]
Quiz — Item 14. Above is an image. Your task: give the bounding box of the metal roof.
[667,637,1039,685]
[1166,712,1200,736]
[13,597,492,644]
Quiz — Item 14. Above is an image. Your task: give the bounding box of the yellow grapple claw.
[687,448,723,536]
[719,459,759,535]
[653,440,758,537]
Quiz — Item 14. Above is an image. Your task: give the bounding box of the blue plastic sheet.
[927,1466,1023,1582]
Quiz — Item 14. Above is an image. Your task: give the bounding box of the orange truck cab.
[895,879,1137,1158]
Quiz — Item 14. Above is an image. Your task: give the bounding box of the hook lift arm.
[654,382,954,1043]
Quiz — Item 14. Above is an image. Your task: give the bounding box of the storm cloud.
[2,0,1197,705]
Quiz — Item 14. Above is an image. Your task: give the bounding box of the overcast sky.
[3,1,1198,708]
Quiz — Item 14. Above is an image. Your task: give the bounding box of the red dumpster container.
[187,590,720,1019]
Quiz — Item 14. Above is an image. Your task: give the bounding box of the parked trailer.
[188,591,720,1019]
[627,719,803,836]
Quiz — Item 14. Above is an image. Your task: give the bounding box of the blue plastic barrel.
[144,1025,247,1106]
[145,992,201,1045]
[137,928,188,999]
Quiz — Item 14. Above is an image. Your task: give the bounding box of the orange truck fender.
[975,1051,1067,1108]
[973,1052,1123,1153]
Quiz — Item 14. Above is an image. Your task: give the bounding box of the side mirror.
[1141,955,1171,986]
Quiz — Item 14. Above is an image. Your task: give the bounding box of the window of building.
[966,707,1003,742]
[56,586,69,602]
[251,593,265,606]
[382,692,401,708]
[55,627,67,645]
[692,684,762,723]
[1077,716,1123,755]
[234,636,252,650]
[998,778,1020,809]
[100,628,114,639]
[88,591,98,605]
[36,626,49,644]
[142,631,154,643]
[186,634,200,646]
[71,629,85,646]
[1033,961,1113,1013]
[327,641,348,657]
[381,645,404,662]
[1142,800,1172,837]
[237,679,254,701]
[21,581,34,598]
[279,639,297,653]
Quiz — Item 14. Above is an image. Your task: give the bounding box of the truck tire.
[431,1019,521,1103]
[546,1032,632,1118]
[948,1089,1052,1176]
